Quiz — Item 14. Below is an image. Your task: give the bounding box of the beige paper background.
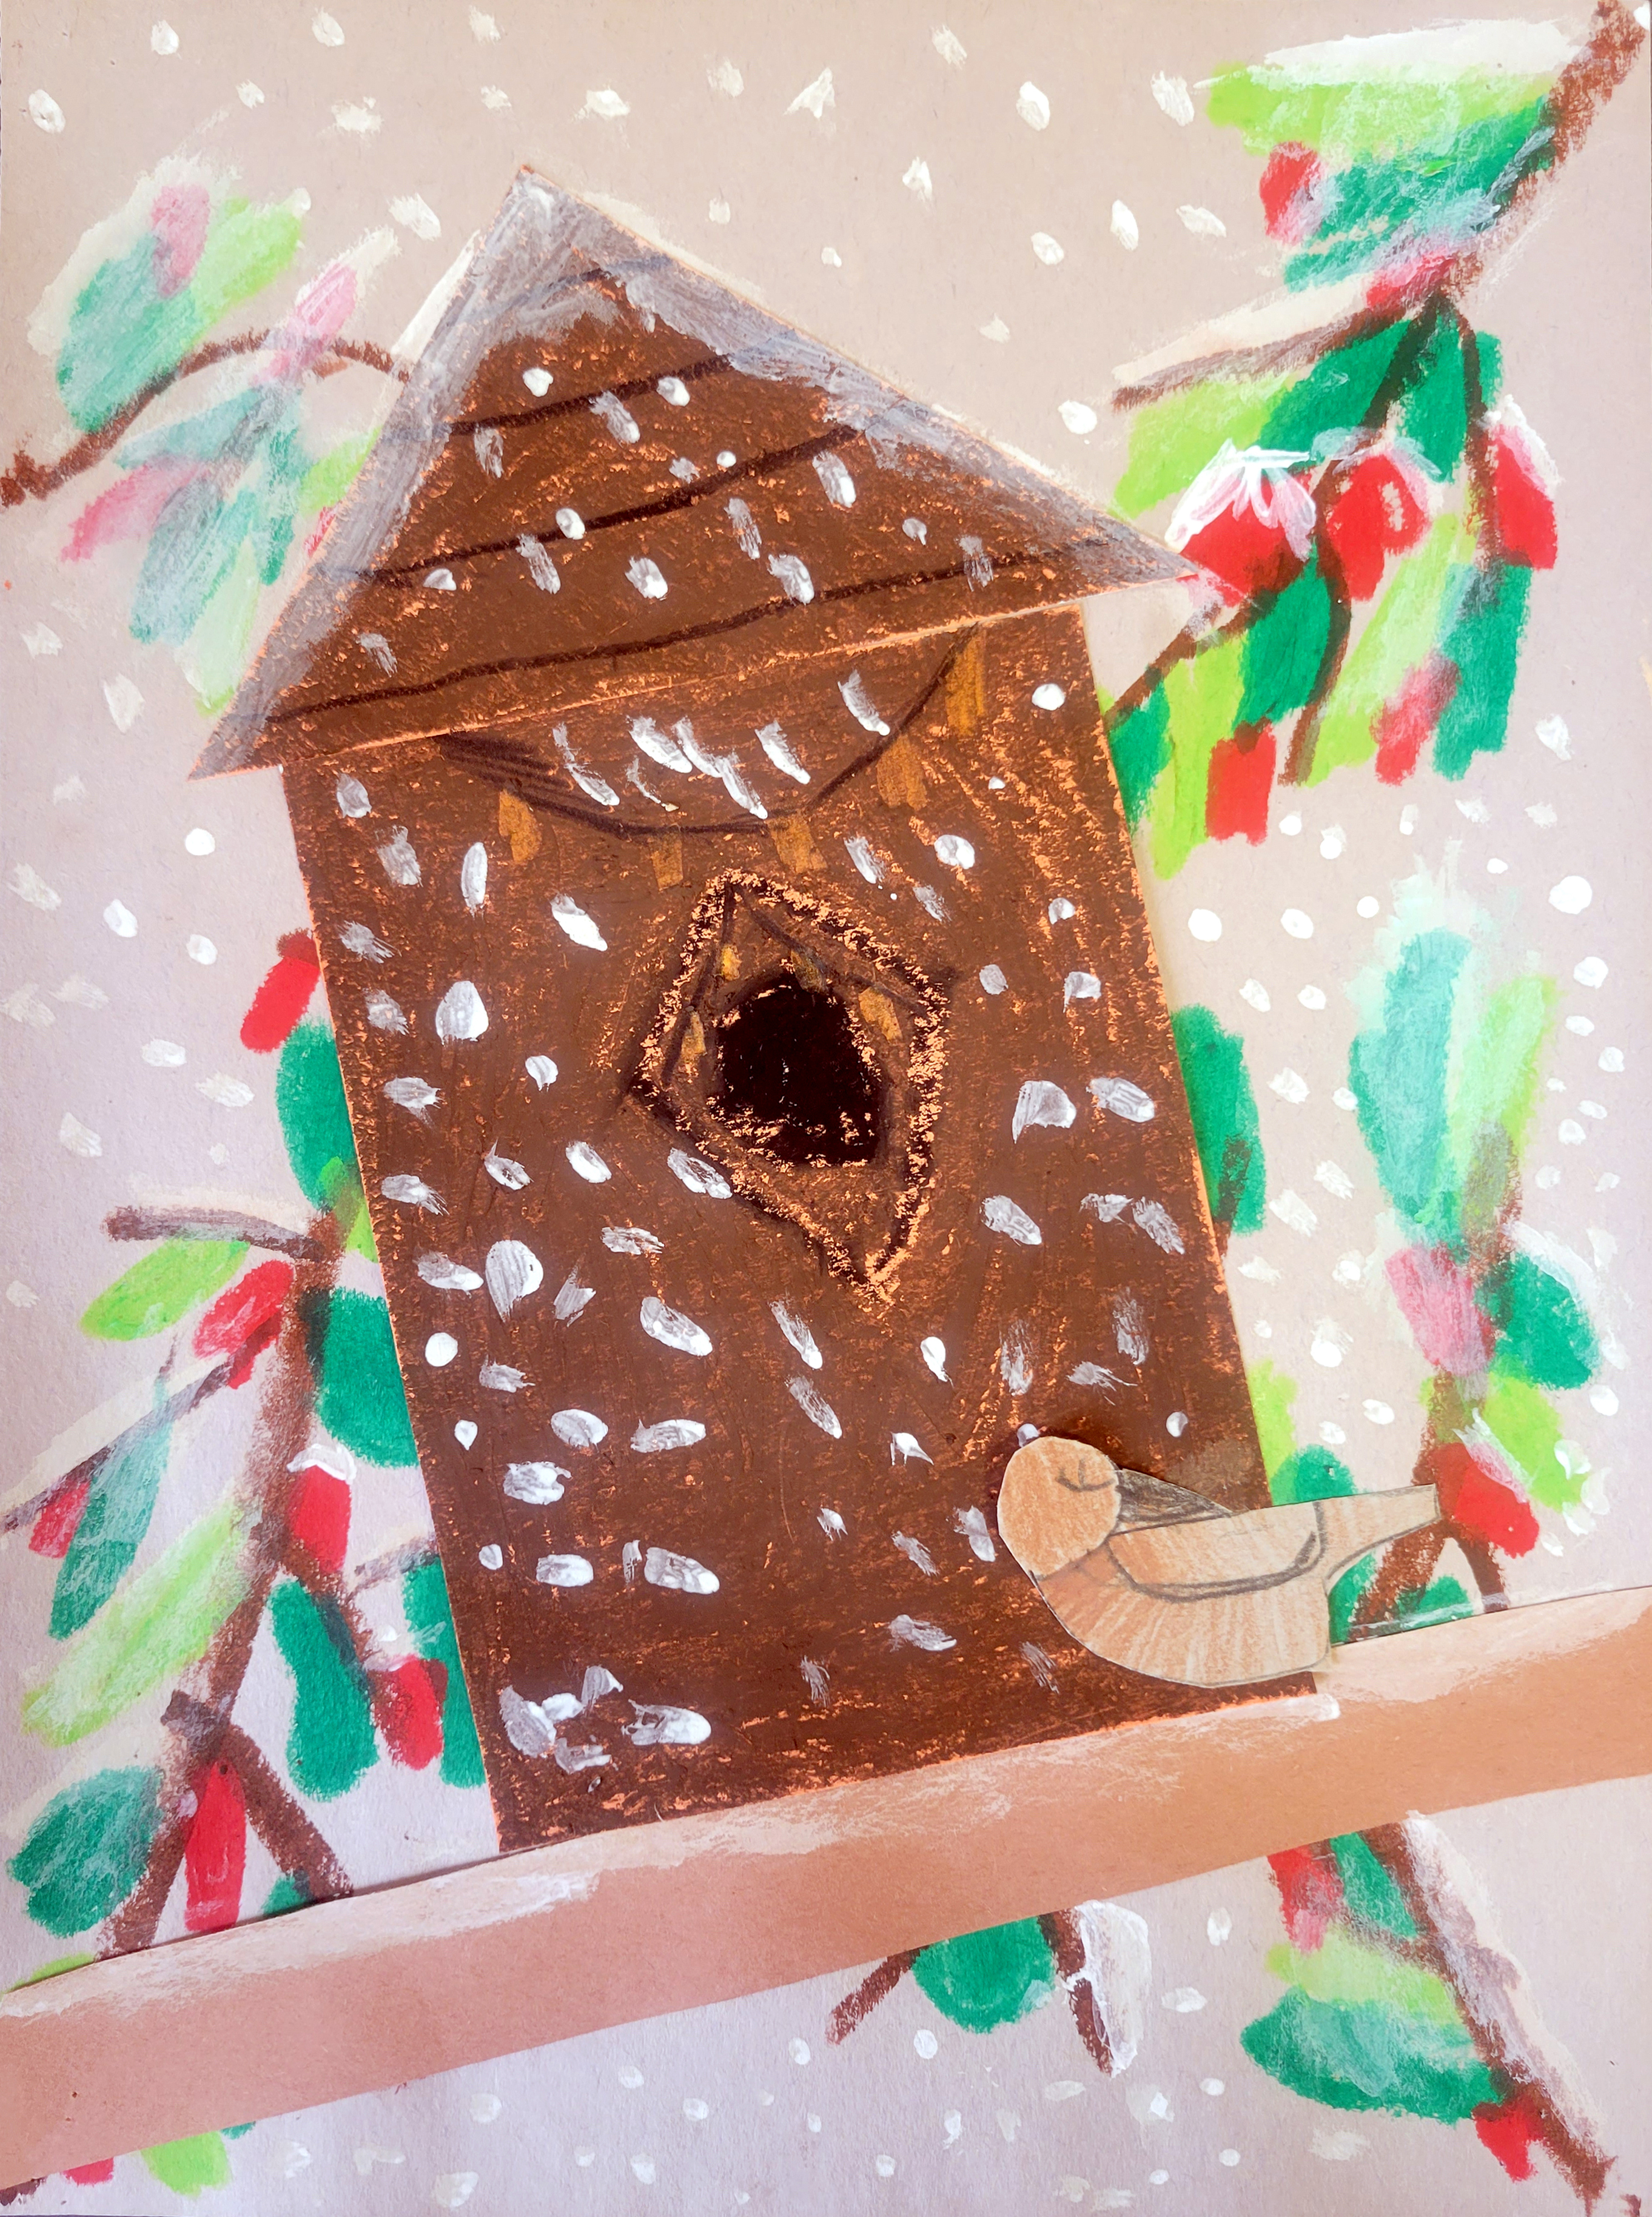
[1,1,1648,2206]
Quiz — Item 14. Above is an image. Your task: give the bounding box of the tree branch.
[1364,1820,1614,2207]
[0,335,404,511]
[104,1204,324,1260]
[101,1224,343,1958]
[826,1950,919,2045]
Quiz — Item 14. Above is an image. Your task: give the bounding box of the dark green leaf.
[50,1417,172,1639]
[307,1290,417,1466]
[276,1022,357,1209]
[403,1557,485,1789]
[269,1578,377,1800]
[7,1767,160,1936]
[1170,1005,1266,1237]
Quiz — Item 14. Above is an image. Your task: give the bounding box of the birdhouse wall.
[283,602,1277,1854]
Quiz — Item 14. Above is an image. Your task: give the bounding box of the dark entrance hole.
[709,972,883,1164]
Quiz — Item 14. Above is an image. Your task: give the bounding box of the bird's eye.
[632,871,947,1280]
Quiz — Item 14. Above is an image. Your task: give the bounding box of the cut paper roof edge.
[195,167,1186,780]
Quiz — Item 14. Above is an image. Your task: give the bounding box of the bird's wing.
[1112,1467,1230,1531]
[1106,1501,1323,1597]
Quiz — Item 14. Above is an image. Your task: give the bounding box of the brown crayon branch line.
[102,1224,351,1958]
[0,337,402,511]
[825,1949,919,2045]
[1364,1822,1613,2209]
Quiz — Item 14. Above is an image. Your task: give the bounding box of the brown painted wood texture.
[285,603,1275,1853]
[206,172,1274,1854]
[4,1588,1647,2190]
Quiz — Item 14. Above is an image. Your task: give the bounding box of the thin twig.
[826,1950,919,2045]
[0,335,403,511]
[102,1223,342,1957]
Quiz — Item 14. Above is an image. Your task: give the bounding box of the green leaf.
[7,1768,161,1936]
[270,1578,378,1800]
[1150,626,1246,880]
[1271,1446,1356,1503]
[1479,1250,1596,1390]
[187,197,303,329]
[276,1022,358,1209]
[141,2132,233,2196]
[1283,106,1553,292]
[1348,928,1469,1234]
[1329,1834,1418,1940]
[1390,1574,1475,1630]
[24,1500,250,1746]
[1432,563,1531,780]
[51,1415,172,1639]
[1114,376,1294,517]
[1170,1004,1266,1238]
[1447,973,1556,1207]
[130,478,260,648]
[1206,65,1557,163]
[261,1871,313,1917]
[1307,512,1466,785]
[1237,551,1335,730]
[1249,1360,1300,1487]
[404,1557,485,1789]
[1480,1369,1574,1511]
[298,432,376,514]
[56,235,203,432]
[1396,312,1469,478]
[1328,1555,1376,1645]
[307,1289,417,1466]
[80,1238,247,1340]
[177,534,265,714]
[1241,1987,1498,2121]
[1259,320,1410,452]
[912,1918,1056,2032]
[1107,683,1171,831]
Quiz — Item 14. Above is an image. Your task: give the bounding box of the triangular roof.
[196,170,1184,793]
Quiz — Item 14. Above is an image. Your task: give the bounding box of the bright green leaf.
[1481,1369,1574,1510]
[1114,377,1294,517]
[24,1500,250,1746]
[1150,627,1246,880]
[187,198,303,330]
[1249,1360,1300,1486]
[80,1238,247,1341]
[1260,320,1410,452]
[1307,512,1466,785]
[142,2132,233,2196]
[298,432,376,514]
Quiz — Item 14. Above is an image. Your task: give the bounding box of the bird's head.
[996,1434,1121,1580]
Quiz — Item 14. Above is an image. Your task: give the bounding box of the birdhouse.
[201,172,1283,1854]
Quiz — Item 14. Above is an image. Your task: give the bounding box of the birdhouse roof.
[196,170,1184,794]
